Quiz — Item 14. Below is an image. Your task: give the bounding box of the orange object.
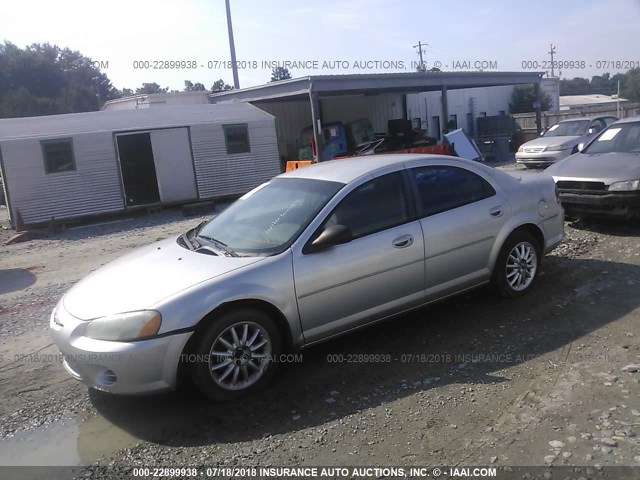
[285,160,313,172]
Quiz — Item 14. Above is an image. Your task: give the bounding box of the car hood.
[522,136,580,149]
[63,237,263,320]
[545,152,640,185]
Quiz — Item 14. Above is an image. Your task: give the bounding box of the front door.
[293,171,426,343]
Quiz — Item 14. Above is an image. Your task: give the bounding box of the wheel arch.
[176,298,295,385]
[490,221,545,275]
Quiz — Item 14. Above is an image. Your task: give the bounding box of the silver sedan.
[50,154,564,400]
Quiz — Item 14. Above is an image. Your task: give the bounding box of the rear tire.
[189,308,282,401]
[491,231,541,298]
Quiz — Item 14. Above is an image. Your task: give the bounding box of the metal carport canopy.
[210,71,545,158]
[209,71,544,102]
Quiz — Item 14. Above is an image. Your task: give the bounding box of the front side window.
[410,166,495,217]
[588,119,606,134]
[41,139,76,174]
[323,172,409,239]
[223,124,250,154]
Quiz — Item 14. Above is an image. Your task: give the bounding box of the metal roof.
[0,103,273,141]
[101,91,210,110]
[210,72,544,103]
[559,94,629,107]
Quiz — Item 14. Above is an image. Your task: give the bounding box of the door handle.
[489,206,503,217]
[392,234,414,248]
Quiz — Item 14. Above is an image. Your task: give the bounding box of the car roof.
[611,115,640,125]
[558,115,617,123]
[279,154,495,184]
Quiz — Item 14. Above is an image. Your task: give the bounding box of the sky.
[2,0,640,92]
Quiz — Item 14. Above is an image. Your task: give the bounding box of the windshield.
[196,177,343,256]
[543,120,589,137]
[582,121,640,155]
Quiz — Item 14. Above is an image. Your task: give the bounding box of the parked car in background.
[50,155,564,401]
[545,116,640,219]
[516,115,618,168]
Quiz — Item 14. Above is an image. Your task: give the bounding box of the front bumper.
[49,303,192,395]
[558,190,640,218]
[516,150,571,167]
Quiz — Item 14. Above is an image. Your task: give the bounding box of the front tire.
[491,231,540,298]
[189,308,282,401]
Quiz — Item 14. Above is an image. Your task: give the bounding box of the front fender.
[152,250,303,348]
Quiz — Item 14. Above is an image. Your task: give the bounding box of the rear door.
[293,171,426,343]
[408,163,508,300]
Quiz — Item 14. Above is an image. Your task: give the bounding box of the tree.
[211,79,234,92]
[135,82,168,94]
[270,67,291,82]
[184,80,207,92]
[509,85,553,113]
[0,41,120,117]
[621,68,640,102]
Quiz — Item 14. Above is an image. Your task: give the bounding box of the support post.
[309,90,323,162]
[441,85,449,135]
[534,82,542,136]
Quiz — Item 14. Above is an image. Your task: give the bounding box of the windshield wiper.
[197,235,239,257]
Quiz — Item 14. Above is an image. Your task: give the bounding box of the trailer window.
[223,124,251,154]
[41,139,76,174]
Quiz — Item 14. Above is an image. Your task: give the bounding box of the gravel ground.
[1,186,640,479]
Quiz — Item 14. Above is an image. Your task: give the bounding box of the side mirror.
[304,224,353,254]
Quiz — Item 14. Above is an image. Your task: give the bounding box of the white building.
[0,104,279,227]
[559,94,629,111]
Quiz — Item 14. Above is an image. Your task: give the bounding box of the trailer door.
[150,128,197,203]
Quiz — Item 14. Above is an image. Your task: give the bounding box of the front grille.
[524,147,545,153]
[556,181,606,191]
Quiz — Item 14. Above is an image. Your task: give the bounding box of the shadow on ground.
[87,255,640,449]
[0,268,37,295]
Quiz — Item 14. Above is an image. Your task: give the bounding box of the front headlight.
[608,180,640,192]
[85,310,162,341]
[517,146,524,153]
[546,145,571,152]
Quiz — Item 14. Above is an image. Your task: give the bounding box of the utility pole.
[225,0,240,89]
[94,76,102,110]
[413,41,428,72]
[548,44,556,77]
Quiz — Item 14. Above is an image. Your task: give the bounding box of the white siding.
[255,100,311,160]
[191,119,280,199]
[2,133,124,225]
[406,85,514,138]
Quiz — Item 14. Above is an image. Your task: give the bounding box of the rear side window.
[324,172,409,239]
[410,166,495,217]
